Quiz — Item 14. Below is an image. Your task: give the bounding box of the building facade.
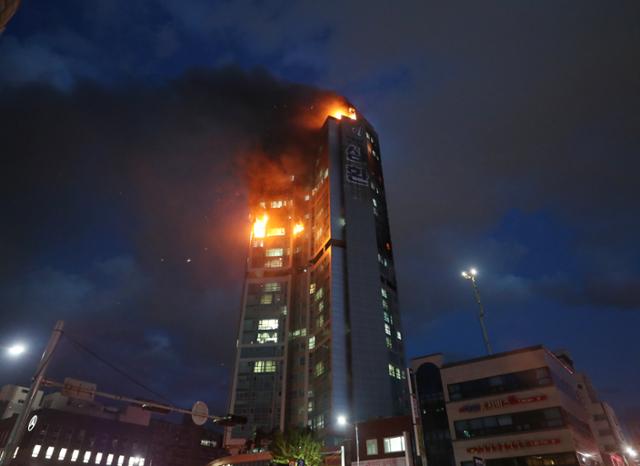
[0,388,225,466]
[412,346,605,466]
[410,354,455,466]
[0,385,43,421]
[577,375,631,466]
[225,108,409,450]
[350,416,416,466]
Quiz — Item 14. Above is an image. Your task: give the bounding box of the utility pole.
[0,320,64,465]
[461,269,493,355]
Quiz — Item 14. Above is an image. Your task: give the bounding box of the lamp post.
[0,321,64,465]
[337,415,359,466]
[461,268,493,355]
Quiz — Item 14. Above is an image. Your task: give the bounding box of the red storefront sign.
[459,394,547,413]
[467,438,561,454]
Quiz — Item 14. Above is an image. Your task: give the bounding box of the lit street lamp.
[337,415,359,466]
[461,268,493,355]
[6,343,26,358]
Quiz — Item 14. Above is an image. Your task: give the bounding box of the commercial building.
[225,106,408,451]
[577,375,631,466]
[412,346,605,466]
[0,385,225,466]
[0,385,43,421]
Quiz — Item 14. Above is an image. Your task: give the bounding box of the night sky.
[1,1,639,428]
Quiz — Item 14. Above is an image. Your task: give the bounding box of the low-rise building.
[413,346,604,466]
[0,381,225,466]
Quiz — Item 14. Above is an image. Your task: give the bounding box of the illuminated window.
[59,448,68,461]
[252,239,264,248]
[318,301,324,312]
[381,288,388,298]
[384,323,391,336]
[384,312,390,323]
[383,436,405,453]
[366,439,378,455]
[396,331,402,340]
[315,288,324,301]
[372,199,377,207]
[256,332,278,344]
[259,201,266,208]
[265,258,284,268]
[309,336,315,350]
[71,450,80,462]
[316,315,324,328]
[260,294,273,305]
[254,360,276,373]
[266,248,284,257]
[106,454,114,466]
[84,451,92,463]
[395,368,402,379]
[258,319,278,330]
[95,452,103,464]
[308,401,313,412]
[382,300,389,310]
[386,337,392,349]
[46,446,55,459]
[139,459,145,466]
[13,447,19,458]
[267,227,285,236]
[118,456,125,466]
[315,362,325,377]
[264,282,281,292]
[388,364,395,377]
[32,445,42,458]
[270,200,284,208]
[309,283,316,294]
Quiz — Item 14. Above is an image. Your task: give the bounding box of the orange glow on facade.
[252,214,268,238]
[293,223,304,235]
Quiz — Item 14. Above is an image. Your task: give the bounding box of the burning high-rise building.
[225,105,408,450]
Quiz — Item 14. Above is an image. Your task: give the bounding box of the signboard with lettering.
[467,438,560,454]
[344,142,368,186]
[459,394,547,413]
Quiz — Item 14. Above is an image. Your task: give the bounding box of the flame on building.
[331,106,357,121]
[293,223,304,235]
[252,214,268,239]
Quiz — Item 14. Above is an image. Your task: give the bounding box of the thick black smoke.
[0,66,343,410]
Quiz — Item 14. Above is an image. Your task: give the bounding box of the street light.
[625,446,638,458]
[461,267,493,355]
[336,414,359,466]
[0,321,64,466]
[6,343,26,358]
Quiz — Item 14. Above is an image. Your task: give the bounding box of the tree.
[269,428,323,466]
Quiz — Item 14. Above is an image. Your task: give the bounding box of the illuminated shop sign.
[459,394,547,413]
[467,438,560,454]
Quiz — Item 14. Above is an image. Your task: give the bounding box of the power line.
[63,332,176,407]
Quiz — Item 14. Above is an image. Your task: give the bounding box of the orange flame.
[253,214,268,238]
[331,106,357,121]
[293,223,305,235]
